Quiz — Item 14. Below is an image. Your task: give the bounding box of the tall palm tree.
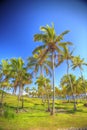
[75,77,86,100]
[25,86,30,97]
[10,58,32,111]
[60,74,77,110]
[72,56,87,77]
[55,87,61,99]
[0,81,11,104]
[34,23,72,115]
[56,46,73,73]
[72,56,87,101]
[0,59,10,105]
[20,72,32,108]
[27,49,52,105]
[56,47,77,110]
[35,75,51,111]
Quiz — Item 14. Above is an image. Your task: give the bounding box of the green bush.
[4,107,15,119]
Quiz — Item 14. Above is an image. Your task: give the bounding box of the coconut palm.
[34,23,72,115]
[10,58,32,110]
[72,56,87,101]
[25,86,30,97]
[55,87,61,99]
[27,50,52,76]
[45,83,52,112]
[0,81,11,104]
[20,72,32,108]
[56,46,73,73]
[60,74,77,110]
[35,75,51,111]
[76,77,87,102]
[0,59,11,105]
[56,47,77,110]
[72,56,87,77]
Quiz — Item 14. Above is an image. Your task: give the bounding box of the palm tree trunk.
[40,65,43,76]
[21,86,24,109]
[0,88,5,107]
[22,95,24,109]
[0,89,4,105]
[80,68,87,103]
[51,52,55,115]
[66,59,77,111]
[17,86,21,112]
[19,84,24,109]
[47,94,50,112]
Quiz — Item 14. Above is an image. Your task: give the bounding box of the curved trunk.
[67,59,77,111]
[51,52,55,115]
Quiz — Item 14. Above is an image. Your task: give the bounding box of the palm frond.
[60,30,70,36]
[34,34,48,42]
[40,24,56,40]
[44,65,52,77]
[59,42,73,46]
[32,45,46,54]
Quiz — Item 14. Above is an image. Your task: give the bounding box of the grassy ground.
[0,94,87,130]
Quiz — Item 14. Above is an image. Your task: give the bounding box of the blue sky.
[0,0,87,88]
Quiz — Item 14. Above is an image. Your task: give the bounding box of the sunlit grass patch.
[0,94,87,130]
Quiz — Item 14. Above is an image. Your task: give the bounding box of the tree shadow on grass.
[55,106,84,114]
[28,115,48,117]
[0,127,4,130]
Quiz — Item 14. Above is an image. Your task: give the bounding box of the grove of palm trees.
[0,24,87,130]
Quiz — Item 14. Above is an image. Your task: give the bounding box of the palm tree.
[45,83,52,112]
[72,56,87,102]
[10,58,32,111]
[35,75,51,111]
[56,46,73,73]
[25,86,30,97]
[0,59,10,105]
[56,47,77,110]
[55,87,61,99]
[60,74,77,110]
[27,50,52,76]
[34,23,72,115]
[72,56,87,77]
[0,81,11,104]
[20,72,32,108]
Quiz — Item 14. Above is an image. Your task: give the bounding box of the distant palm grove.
[0,23,87,116]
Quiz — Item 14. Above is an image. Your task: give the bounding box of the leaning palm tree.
[34,23,72,115]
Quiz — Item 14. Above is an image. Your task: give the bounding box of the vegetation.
[0,93,87,130]
[0,23,87,129]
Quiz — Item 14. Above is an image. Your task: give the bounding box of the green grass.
[0,94,87,130]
